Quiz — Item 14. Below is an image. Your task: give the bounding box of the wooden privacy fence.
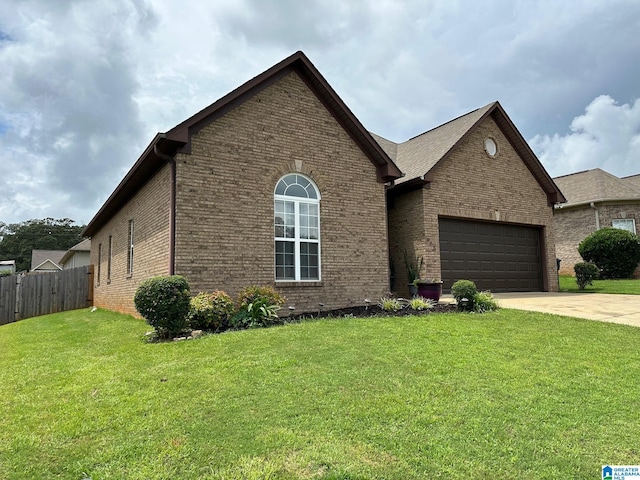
[0,265,94,326]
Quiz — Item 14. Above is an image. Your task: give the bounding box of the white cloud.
[0,0,639,225]
[530,95,640,178]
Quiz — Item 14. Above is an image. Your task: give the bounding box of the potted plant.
[413,278,443,302]
[404,251,424,296]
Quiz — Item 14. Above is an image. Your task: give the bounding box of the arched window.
[274,174,320,281]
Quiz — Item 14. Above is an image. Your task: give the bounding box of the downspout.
[590,202,600,230]
[154,141,176,276]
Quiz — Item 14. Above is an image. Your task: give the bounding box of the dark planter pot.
[409,284,418,297]
[416,282,443,302]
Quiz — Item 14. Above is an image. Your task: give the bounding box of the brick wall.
[173,72,391,313]
[554,202,640,277]
[389,116,558,295]
[90,164,172,316]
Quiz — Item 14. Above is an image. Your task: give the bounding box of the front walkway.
[491,292,640,327]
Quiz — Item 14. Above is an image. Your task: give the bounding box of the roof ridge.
[402,102,496,144]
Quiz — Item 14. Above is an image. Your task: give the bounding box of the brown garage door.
[439,218,543,292]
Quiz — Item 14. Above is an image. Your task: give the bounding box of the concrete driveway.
[491,292,640,327]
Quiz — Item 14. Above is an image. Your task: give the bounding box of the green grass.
[2,308,640,479]
[559,275,640,294]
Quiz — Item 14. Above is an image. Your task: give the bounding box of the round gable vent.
[484,137,498,157]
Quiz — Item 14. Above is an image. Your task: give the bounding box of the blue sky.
[1,0,639,226]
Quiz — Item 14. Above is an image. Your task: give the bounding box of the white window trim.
[274,174,321,282]
[127,220,134,276]
[612,218,636,234]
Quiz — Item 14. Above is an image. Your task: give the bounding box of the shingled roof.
[623,173,640,192]
[30,250,65,271]
[373,101,565,205]
[553,168,640,207]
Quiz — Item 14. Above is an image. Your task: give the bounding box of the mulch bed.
[285,302,458,321]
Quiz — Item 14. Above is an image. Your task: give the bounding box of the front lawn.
[1,308,639,479]
[559,274,640,294]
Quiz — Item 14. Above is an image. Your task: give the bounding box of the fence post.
[14,274,22,322]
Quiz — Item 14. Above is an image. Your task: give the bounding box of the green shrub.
[231,286,286,329]
[188,291,234,332]
[473,291,499,313]
[578,227,640,279]
[408,296,435,311]
[134,275,191,339]
[379,297,403,312]
[451,279,478,311]
[574,262,599,290]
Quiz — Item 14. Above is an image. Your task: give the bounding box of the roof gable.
[377,101,565,205]
[32,259,62,271]
[60,239,91,265]
[554,168,640,206]
[83,51,402,237]
[163,51,402,180]
[30,249,66,271]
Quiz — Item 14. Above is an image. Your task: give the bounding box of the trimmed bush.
[231,286,286,329]
[574,262,599,290]
[134,275,191,339]
[188,291,234,332]
[578,227,640,279]
[451,279,478,311]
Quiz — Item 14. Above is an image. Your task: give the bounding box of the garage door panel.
[439,218,543,292]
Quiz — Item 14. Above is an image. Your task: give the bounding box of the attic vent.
[484,137,498,157]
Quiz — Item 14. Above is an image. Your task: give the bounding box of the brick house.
[553,168,640,277]
[83,51,402,316]
[83,51,564,315]
[376,102,565,297]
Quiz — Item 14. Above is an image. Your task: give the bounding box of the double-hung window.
[274,174,320,281]
[612,218,636,234]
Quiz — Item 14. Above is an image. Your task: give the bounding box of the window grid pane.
[275,241,295,280]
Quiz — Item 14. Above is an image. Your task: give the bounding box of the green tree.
[0,218,85,272]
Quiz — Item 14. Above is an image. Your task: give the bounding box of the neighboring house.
[0,260,16,274]
[60,239,91,269]
[376,102,565,296]
[553,168,640,276]
[83,51,563,316]
[30,250,65,272]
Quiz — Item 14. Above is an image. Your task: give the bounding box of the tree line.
[0,218,85,272]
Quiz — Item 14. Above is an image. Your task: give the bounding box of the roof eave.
[84,51,402,238]
[82,135,184,237]
[555,197,640,210]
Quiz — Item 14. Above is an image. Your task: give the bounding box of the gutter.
[154,139,177,276]
[590,202,600,230]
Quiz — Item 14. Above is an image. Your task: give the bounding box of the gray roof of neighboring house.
[623,173,640,192]
[553,168,640,207]
[30,250,66,271]
[371,101,565,204]
[59,239,91,265]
